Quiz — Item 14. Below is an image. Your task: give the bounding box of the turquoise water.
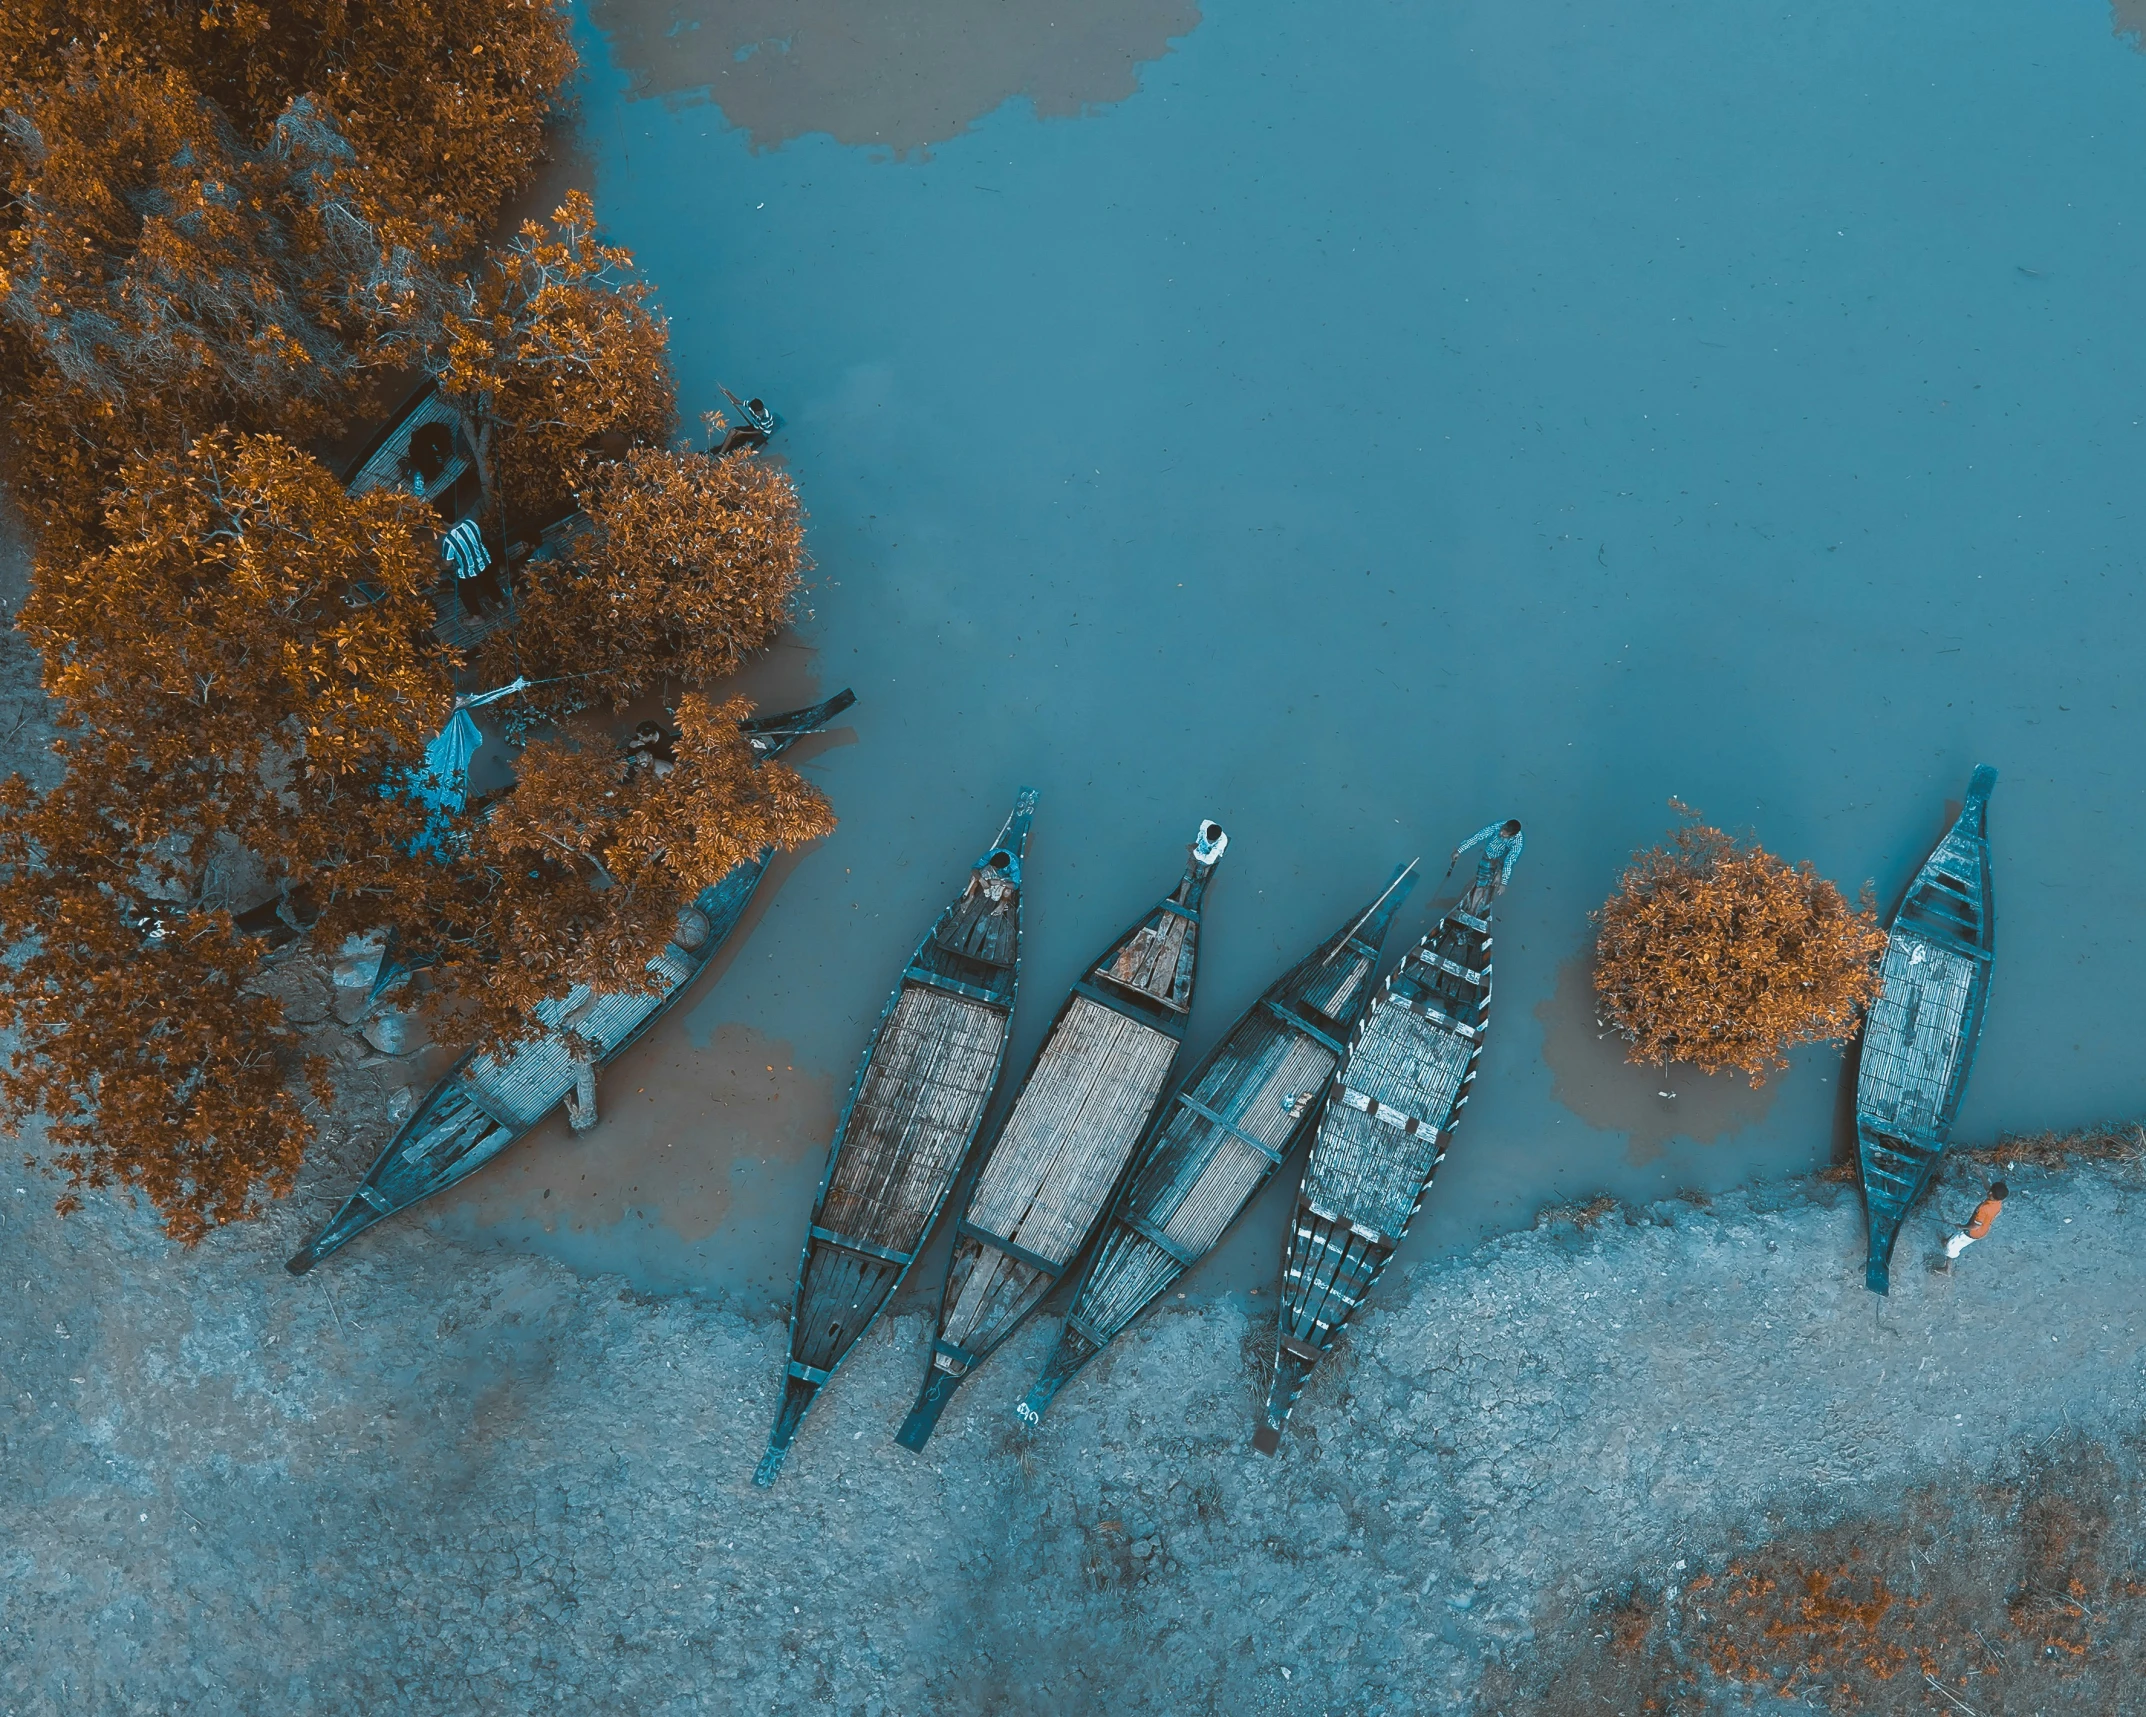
[452,0,2146,1299]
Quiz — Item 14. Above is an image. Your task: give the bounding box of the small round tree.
[479,440,805,718]
[1593,805,1886,1085]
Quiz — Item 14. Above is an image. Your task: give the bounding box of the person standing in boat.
[1943,1180,2007,1262]
[441,518,504,617]
[1455,819,1525,894]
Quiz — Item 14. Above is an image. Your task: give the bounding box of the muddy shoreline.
[6,1135,2140,1713]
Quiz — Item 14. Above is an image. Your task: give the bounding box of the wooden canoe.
[1255,823,1522,1453]
[285,691,856,1274]
[1016,861,1418,1425]
[894,820,1229,1450]
[754,791,1039,1485]
[1856,765,1997,1293]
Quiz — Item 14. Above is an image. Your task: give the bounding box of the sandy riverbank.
[5,1138,2141,1714]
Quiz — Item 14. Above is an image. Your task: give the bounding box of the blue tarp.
[397,708,482,854]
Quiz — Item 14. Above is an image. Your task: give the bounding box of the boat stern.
[894,1358,969,1452]
[755,1374,824,1487]
[740,688,857,760]
[1349,859,1421,952]
[1014,1325,1102,1428]
[1865,1208,1897,1296]
[979,788,1040,885]
[1254,1344,1321,1455]
[285,1193,387,1276]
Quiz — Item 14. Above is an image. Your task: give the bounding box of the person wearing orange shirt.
[1943,1180,2007,1261]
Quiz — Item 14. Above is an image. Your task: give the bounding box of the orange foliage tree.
[0,59,383,549]
[1592,805,1886,1084]
[481,442,806,713]
[0,432,453,1238]
[0,429,830,1236]
[0,5,573,548]
[0,1,572,241]
[0,11,829,1239]
[455,695,834,1046]
[418,192,677,533]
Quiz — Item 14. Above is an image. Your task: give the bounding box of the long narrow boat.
[754,791,1039,1485]
[894,820,1229,1450]
[286,691,856,1274]
[1016,861,1418,1425]
[1255,820,1523,1453]
[1855,765,1997,1294]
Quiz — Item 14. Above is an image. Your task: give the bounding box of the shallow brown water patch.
[591,0,1201,154]
[438,1016,837,1302]
[1535,951,1781,1165]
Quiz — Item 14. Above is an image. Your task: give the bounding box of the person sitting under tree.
[1943,1179,2007,1263]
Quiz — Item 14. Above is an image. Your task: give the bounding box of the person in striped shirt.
[441,518,503,617]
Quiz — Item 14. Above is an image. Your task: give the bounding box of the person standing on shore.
[1944,1180,2007,1261]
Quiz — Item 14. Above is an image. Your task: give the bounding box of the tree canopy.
[0,5,574,552]
[482,441,806,717]
[0,9,828,1240]
[429,191,677,532]
[1592,807,1887,1085]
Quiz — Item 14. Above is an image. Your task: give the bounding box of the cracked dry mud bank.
[5,1152,2142,1715]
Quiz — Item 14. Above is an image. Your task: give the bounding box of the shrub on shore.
[1593,804,1886,1086]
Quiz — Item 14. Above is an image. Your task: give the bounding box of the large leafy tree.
[0,55,389,551]
[1593,806,1887,1084]
[0,3,573,550]
[0,430,829,1238]
[0,432,451,1240]
[0,1,573,239]
[421,192,677,534]
[482,441,806,716]
[0,9,827,1241]
[457,695,834,1047]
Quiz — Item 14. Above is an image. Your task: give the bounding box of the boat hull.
[755,792,1036,1485]
[896,823,1227,1450]
[1855,766,1996,1293]
[1018,862,1417,1423]
[1258,839,1517,1452]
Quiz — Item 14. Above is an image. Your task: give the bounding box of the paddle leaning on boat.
[1015,860,1420,1425]
[895,821,1230,1451]
[285,692,856,1275]
[1854,767,1997,1294]
[1256,819,1524,1454]
[756,792,1038,1486]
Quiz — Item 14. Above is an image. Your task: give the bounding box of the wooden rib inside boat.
[1255,822,1522,1454]
[754,791,1038,1486]
[284,691,855,1275]
[894,820,1228,1451]
[1017,861,1419,1424]
[1856,765,1997,1294]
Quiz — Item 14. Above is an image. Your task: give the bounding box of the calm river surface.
[443,0,2146,1308]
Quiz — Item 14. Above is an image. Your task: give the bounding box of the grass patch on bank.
[1483,1434,2146,1714]
[1958,1123,2146,1173]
